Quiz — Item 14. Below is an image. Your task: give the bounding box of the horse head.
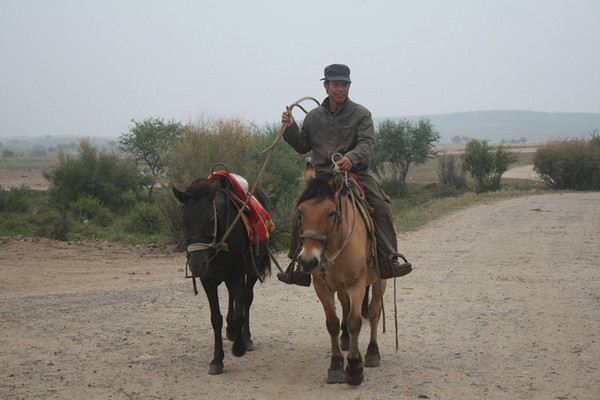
[296,170,345,274]
[173,178,221,278]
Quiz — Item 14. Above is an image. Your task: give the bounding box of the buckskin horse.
[173,172,272,375]
[295,164,386,385]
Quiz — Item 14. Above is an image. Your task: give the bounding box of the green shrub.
[43,207,70,241]
[166,116,256,189]
[533,138,600,190]
[437,153,467,190]
[590,129,600,147]
[71,196,113,227]
[462,140,518,193]
[380,178,408,197]
[0,186,28,212]
[126,202,164,234]
[43,139,144,211]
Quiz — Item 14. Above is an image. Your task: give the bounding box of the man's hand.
[281,106,295,128]
[337,156,353,171]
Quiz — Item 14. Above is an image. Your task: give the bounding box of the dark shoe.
[379,259,412,279]
[277,270,311,287]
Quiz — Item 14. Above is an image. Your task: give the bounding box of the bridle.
[186,180,224,258]
[184,173,266,293]
[298,171,359,275]
[299,195,341,257]
[184,179,228,295]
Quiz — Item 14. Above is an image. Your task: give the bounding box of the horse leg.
[336,291,350,352]
[225,277,247,357]
[345,284,366,385]
[242,274,258,351]
[365,279,386,367]
[225,289,235,342]
[313,277,345,384]
[200,278,225,375]
[362,285,370,319]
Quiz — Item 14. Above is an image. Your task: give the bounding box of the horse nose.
[298,251,319,273]
[189,251,210,277]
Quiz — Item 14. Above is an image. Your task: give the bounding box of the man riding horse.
[279,63,412,285]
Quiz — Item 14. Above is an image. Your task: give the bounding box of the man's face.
[324,80,350,104]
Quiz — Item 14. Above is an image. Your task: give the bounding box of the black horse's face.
[173,180,219,278]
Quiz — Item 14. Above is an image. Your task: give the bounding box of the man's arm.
[282,107,312,154]
[344,110,375,168]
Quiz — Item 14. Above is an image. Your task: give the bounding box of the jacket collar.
[322,97,350,115]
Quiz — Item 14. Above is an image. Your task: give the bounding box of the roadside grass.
[391,153,548,232]
[0,188,172,245]
[392,185,549,232]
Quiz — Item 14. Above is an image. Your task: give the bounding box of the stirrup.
[277,261,311,287]
[379,253,413,279]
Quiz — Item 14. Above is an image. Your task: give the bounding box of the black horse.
[173,174,270,375]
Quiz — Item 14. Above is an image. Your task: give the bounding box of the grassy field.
[0,154,58,170]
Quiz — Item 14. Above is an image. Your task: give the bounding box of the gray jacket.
[283,97,375,174]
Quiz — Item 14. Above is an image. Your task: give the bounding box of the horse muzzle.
[187,250,211,278]
[297,248,322,273]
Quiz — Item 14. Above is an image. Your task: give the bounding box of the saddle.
[209,171,275,245]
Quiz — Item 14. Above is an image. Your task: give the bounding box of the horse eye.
[328,211,336,219]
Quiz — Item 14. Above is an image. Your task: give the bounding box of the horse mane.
[185,178,216,198]
[297,173,336,206]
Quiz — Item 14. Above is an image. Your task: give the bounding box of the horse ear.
[172,187,187,204]
[303,161,315,187]
[331,173,344,194]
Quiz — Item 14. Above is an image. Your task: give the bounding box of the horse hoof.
[364,354,380,367]
[345,371,364,386]
[365,341,380,367]
[208,364,224,375]
[345,358,364,386]
[327,369,346,384]
[232,341,247,357]
[245,338,255,351]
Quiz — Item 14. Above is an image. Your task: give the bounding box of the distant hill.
[375,111,600,144]
[0,135,118,155]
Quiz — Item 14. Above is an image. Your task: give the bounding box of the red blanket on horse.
[210,171,275,245]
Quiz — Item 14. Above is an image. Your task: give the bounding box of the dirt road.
[1,192,599,399]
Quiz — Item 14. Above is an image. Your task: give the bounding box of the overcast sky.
[1,0,599,138]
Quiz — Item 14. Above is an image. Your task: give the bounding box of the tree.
[371,118,440,190]
[462,139,518,193]
[119,117,183,199]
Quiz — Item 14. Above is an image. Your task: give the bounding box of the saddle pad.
[210,171,275,245]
